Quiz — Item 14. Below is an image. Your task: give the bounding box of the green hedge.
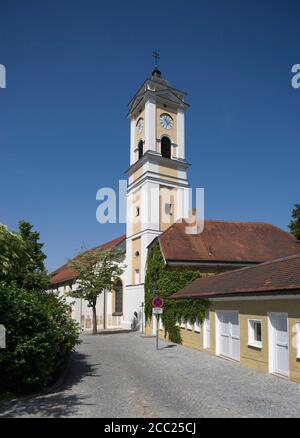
[0,283,80,395]
[144,242,208,344]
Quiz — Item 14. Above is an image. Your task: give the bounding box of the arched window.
[138,140,144,160]
[161,136,171,159]
[114,280,123,314]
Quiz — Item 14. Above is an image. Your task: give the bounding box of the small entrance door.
[269,313,289,377]
[203,311,210,349]
[217,311,240,361]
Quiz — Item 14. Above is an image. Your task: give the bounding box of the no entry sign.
[152,296,164,308]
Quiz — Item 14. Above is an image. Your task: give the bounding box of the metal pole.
[141,302,144,334]
[103,289,107,330]
[156,314,159,350]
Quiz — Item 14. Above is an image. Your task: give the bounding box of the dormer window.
[161,136,171,159]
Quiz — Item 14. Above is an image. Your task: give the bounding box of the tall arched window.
[161,136,171,159]
[114,280,123,314]
[138,140,144,160]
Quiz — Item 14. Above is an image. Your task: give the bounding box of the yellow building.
[171,253,300,383]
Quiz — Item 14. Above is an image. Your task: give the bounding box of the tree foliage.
[68,249,125,334]
[144,242,208,344]
[0,221,79,397]
[0,221,49,291]
[0,283,80,395]
[17,221,49,291]
[0,224,28,284]
[289,204,300,240]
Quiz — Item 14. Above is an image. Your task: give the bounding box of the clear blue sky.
[0,0,299,272]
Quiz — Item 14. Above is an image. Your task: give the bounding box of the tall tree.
[289,204,300,240]
[0,224,28,283]
[18,221,49,291]
[68,249,124,334]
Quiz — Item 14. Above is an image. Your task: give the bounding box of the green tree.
[0,222,79,397]
[289,204,300,240]
[0,282,80,395]
[0,224,28,284]
[17,221,49,291]
[68,249,124,334]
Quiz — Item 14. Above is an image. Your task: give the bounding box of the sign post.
[140,302,144,334]
[152,296,164,351]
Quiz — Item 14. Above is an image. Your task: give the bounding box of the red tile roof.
[50,234,126,286]
[159,220,300,265]
[171,253,300,299]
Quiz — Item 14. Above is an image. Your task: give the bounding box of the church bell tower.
[122,58,190,329]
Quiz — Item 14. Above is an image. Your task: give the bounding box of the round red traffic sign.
[152,296,164,308]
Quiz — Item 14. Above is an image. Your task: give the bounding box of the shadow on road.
[159,344,177,350]
[0,350,96,418]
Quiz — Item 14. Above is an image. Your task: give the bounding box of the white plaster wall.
[144,99,156,152]
[130,117,135,165]
[122,284,144,330]
[177,108,185,159]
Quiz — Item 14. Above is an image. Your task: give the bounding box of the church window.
[134,269,140,285]
[187,319,193,331]
[194,318,201,333]
[138,140,144,160]
[114,280,123,314]
[161,136,171,159]
[165,203,173,216]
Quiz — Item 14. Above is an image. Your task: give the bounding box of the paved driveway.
[1,332,300,418]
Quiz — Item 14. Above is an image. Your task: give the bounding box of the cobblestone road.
[1,332,300,417]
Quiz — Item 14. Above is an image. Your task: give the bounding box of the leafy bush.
[0,224,28,284]
[0,282,80,395]
[144,242,208,344]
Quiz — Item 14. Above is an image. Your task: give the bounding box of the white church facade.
[50,66,191,331]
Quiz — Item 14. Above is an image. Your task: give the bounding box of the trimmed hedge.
[144,242,208,344]
[0,283,80,395]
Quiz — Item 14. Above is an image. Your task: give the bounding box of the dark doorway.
[138,140,144,160]
[161,136,171,159]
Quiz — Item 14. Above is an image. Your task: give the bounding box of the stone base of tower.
[122,284,145,331]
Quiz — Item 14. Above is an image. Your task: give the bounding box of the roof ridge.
[171,217,293,228]
[172,252,300,299]
[193,218,286,226]
[89,234,126,252]
[180,252,300,285]
[50,234,126,276]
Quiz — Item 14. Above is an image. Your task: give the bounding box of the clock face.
[136,118,144,134]
[160,113,173,130]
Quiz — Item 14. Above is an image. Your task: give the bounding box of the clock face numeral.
[160,113,173,130]
[136,118,144,134]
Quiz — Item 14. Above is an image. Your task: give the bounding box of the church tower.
[122,61,190,330]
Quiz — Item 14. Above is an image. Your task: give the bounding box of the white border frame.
[268,312,289,377]
[216,310,240,362]
[203,311,210,349]
[248,319,263,349]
